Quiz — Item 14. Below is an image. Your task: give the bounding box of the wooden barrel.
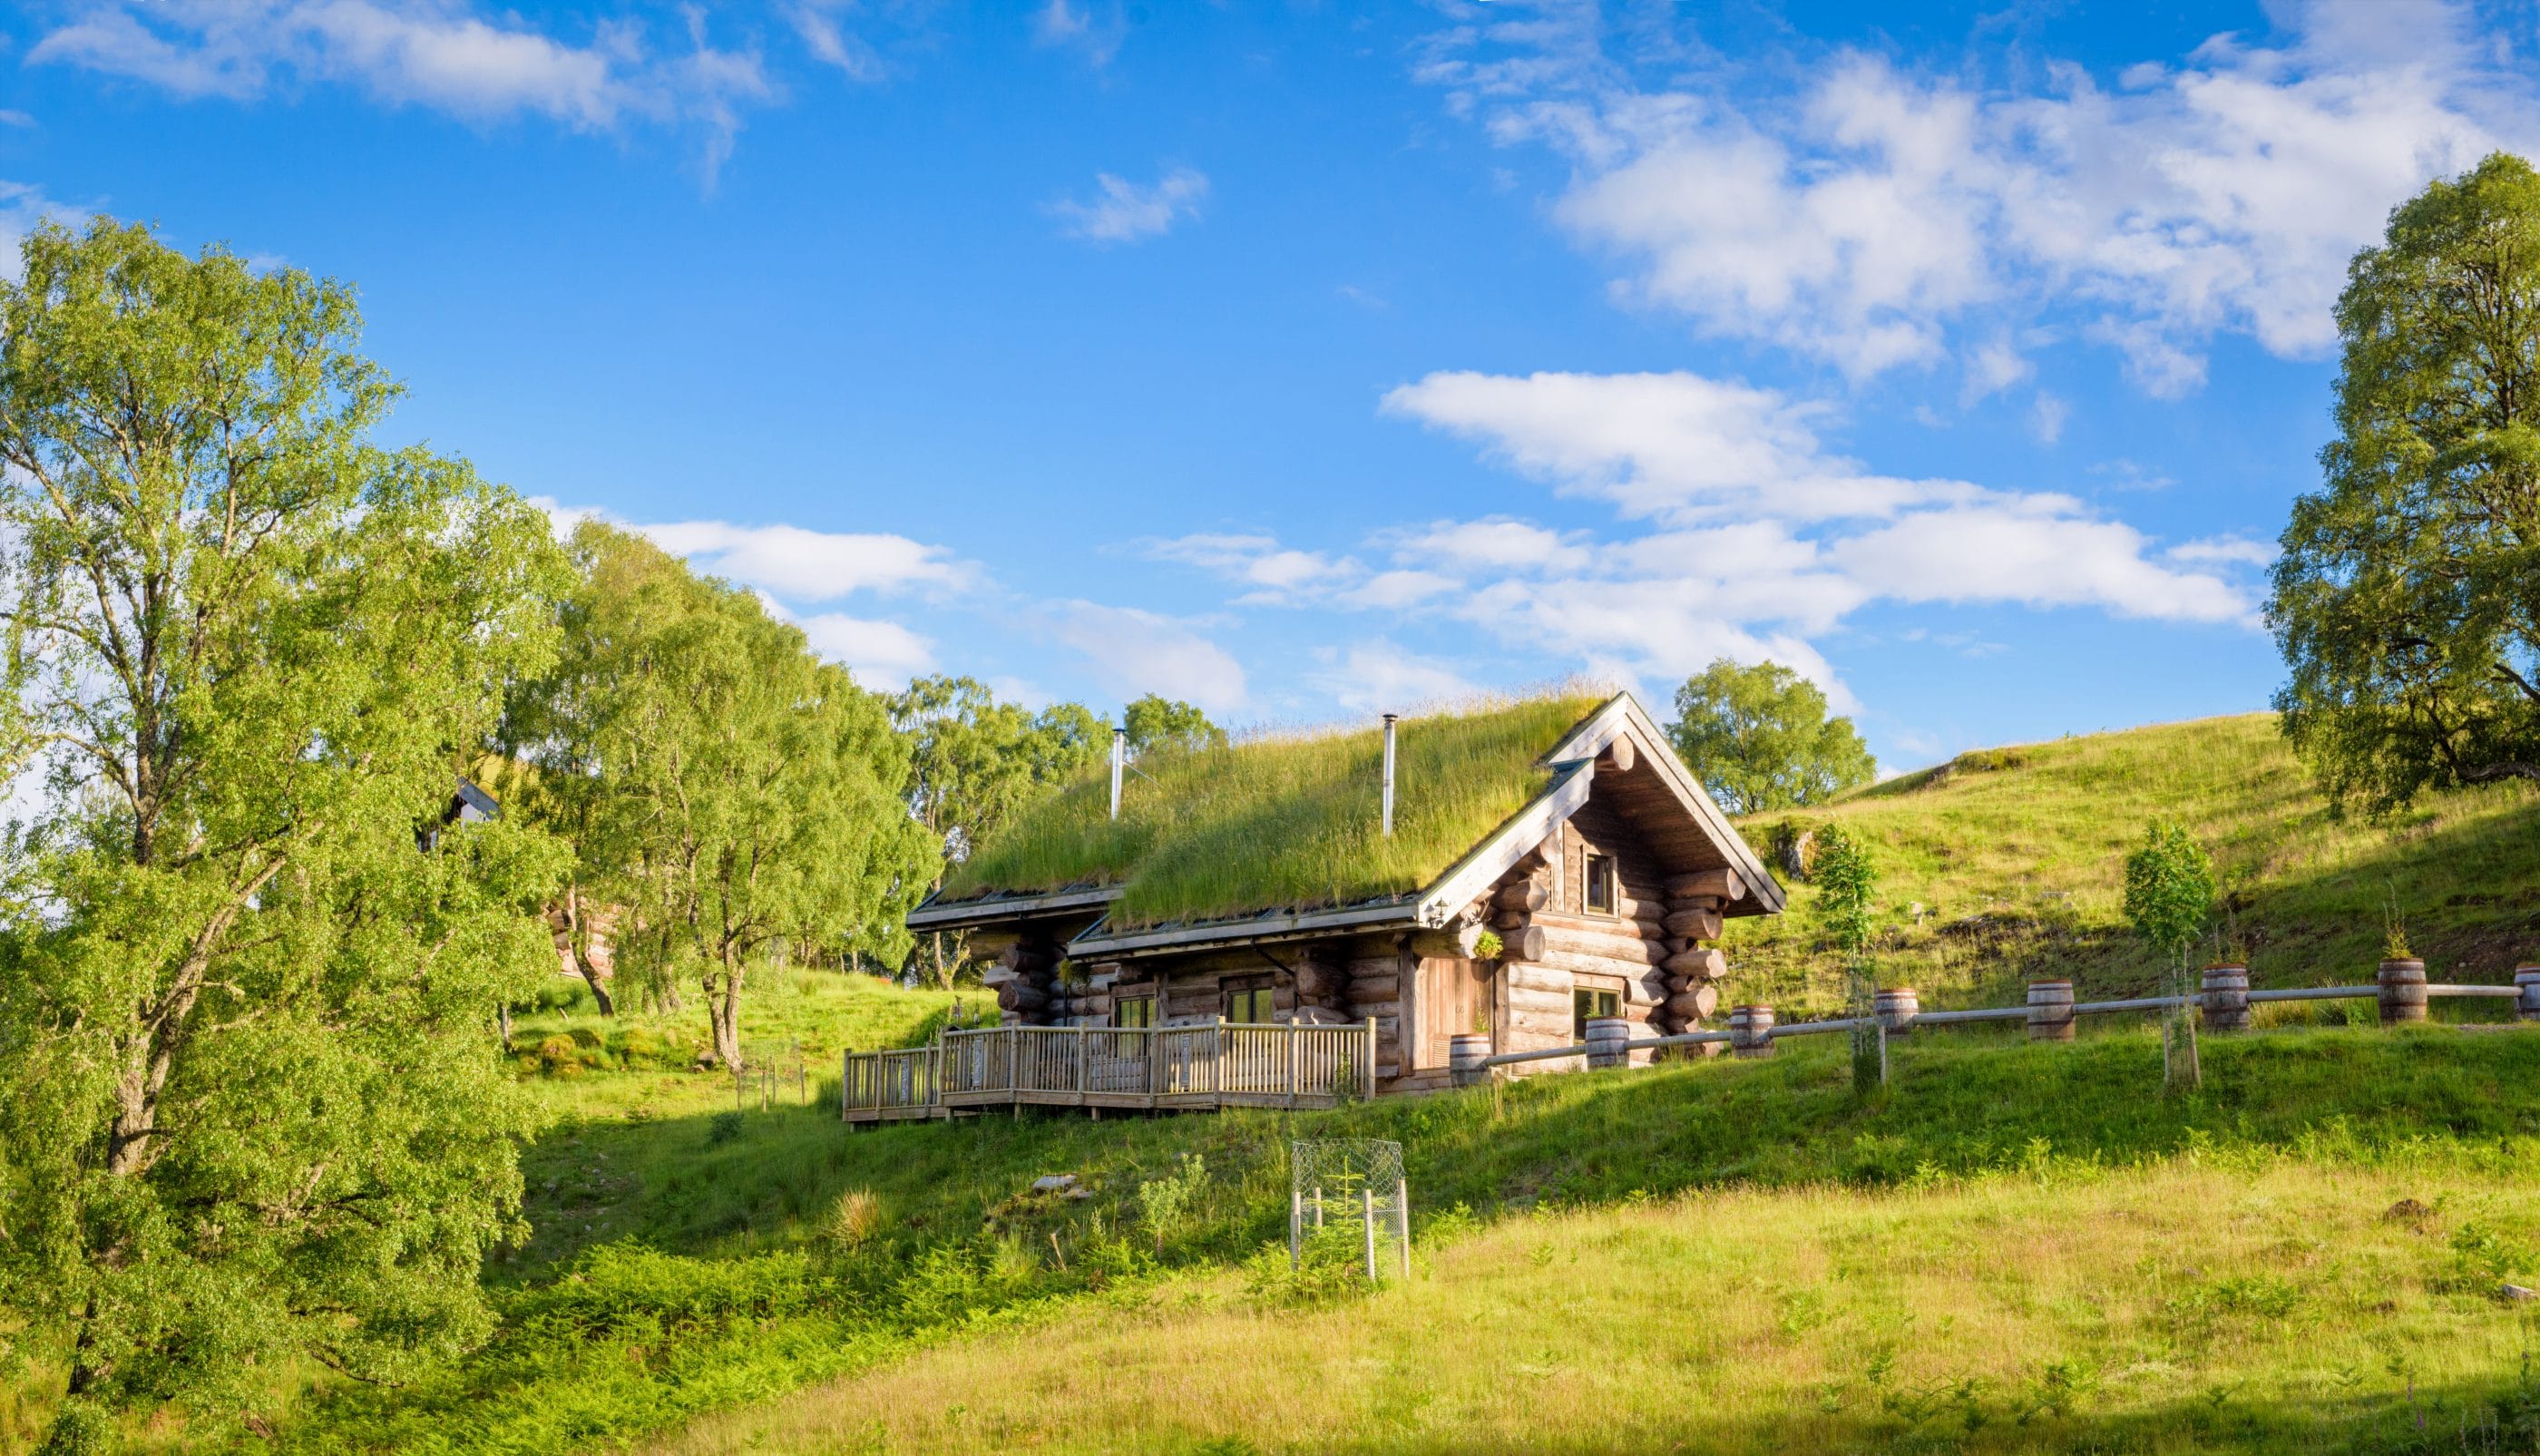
[1874,987,1919,1037]
[2026,981,2076,1042]
[1584,1017,1631,1070]
[2377,959,2428,1025]
[2199,963,2251,1032]
[2517,966,2540,1023]
[1448,1031,1492,1087]
[1728,1004,1775,1059]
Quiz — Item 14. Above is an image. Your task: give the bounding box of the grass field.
[1726,714,2540,1017]
[17,714,2540,1453]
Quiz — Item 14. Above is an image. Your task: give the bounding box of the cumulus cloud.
[29,1,775,176]
[632,518,972,601]
[1425,3,2536,394]
[789,611,937,690]
[0,181,88,279]
[1050,166,1208,244]
[1307,641,1480,715]
[1141,533,1355,603]
[1035,601,1246,712]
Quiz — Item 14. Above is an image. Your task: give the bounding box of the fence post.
[1290,1184,1302,1271]
[1395,1176,1411,1280]
[2378,958,2428,1026]
[2517,965,2540,1023]
[1286,1023,1299,1107]
[2026,981,2076,1042]
[1363,1184,1378,1282]
[1363,1016,1377,1099]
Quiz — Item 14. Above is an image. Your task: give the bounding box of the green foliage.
[2122,821,2214,963]
[1471,929,1504,960]
[1668,659,1877,815]
[1133,1153,1208,1254]
[0,218,572,1441]
[2268,151,2540,815]
[1122,693,1226,756]
[1811,824,1879,957]
[503,523,939,1066]
[945,692,1606,930]
[889,676,1106,872]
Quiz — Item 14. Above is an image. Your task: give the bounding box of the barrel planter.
[1584,1017,1631,1070]
[2026,981,2076,1042]
[1873,987,1920,1037]
[2517,966,2540,1024]
[1728,1004,1776,1059]
[2377,959,2428,1025]
[2199,963,2251,1032]
[1448,1032,1493,1088]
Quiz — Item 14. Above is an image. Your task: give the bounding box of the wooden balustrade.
[842,1020,1379,1123]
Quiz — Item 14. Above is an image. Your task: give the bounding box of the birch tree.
[0,220,568,1448]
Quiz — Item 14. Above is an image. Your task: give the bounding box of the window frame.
[1582,851,1618,916]
[1222,975,1276,1025]
[1572,981,1623,1039]
[1113,993,1156,1030]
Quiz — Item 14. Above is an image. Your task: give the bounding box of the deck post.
[1213,1018,1225,1098]
[1076,1023,1089,1104]
[1363,1016,1377,1099]
[1286,1024,1299,1109]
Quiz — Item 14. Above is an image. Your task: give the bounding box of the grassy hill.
[1724,713,2540,1016]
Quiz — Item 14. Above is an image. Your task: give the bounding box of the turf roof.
[940,691,1610,932]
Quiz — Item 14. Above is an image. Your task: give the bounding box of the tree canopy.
[1666,659,1877,816]
[1123,693,1226,756]
[890,675,1105,872]
[2268,151,2540,814]
[506,523,938,1065]
[0,220,570,1446]
[2122,821,2214,964]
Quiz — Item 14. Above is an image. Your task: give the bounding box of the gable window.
[1224,978,1276,1024]
[1573,984,1622,1039]
[1583,852,1617,915]
[1114,994,1155,1030]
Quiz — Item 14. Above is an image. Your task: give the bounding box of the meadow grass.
[1728,714,2540,1016]
[656,1158,2540,1454]
[943,692,1606,929]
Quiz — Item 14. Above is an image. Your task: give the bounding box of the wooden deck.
[841,1021,1379,1123]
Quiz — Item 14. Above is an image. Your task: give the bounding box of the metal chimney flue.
[1109,726,1127,820]
[1381,713,1398,837]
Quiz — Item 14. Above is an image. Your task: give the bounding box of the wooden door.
[1417,958,1485,1070]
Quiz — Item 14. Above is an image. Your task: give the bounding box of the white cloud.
[1382,517,1593,575]
[634,518,972,601]
[2167,535,2278,568]
[787,2,886,83]
[791,611,936,690]
[1032,0,1123,68]
[1051,166,1208,244]
[29,2,775,176]
[0,112,34,129]
[1426,4,2536,395]
[1141,533,1355,603]
[1307,642,1480,715]
[1037,601,1246,712]
[0,182,88,279]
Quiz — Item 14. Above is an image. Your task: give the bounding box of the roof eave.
[1067,897,1424,960]
[905,884,1124,933]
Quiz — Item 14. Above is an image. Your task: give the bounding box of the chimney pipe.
[1381,713,1398,837]
[1110,726,1127,820]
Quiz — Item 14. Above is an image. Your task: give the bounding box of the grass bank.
[1727,714,2540,1014]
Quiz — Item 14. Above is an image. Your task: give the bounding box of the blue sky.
[7,1,2535,771]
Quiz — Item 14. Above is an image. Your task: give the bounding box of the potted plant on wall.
[2378,885,2428,1025]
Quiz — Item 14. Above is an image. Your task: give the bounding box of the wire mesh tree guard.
[1289,1138,1409,1281]
[735,1037,807,1109]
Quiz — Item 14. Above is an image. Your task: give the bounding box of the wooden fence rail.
[842,1020,1381,1124]
[1462,968,2540,1084]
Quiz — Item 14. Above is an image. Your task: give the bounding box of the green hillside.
[1724,713,2540,1015]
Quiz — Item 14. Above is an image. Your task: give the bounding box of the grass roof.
[942,691,1609,931]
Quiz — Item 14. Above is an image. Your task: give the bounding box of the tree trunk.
[562,884,616,1016]
[498,1003,513,1054]
[708,947,746,1070]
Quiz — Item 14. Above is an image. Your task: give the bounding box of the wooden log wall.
[982,937,1062,1027]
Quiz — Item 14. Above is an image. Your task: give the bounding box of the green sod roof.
[940,691,1610,932]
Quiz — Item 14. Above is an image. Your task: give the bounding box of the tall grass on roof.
[943,691,1607,930]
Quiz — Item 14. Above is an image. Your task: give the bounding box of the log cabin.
[904,691,1783,1095]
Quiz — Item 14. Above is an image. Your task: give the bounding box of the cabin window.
[1583,852,1617,914]
[1573,985,1622,1039]
[1114,994,1155,1030]
[1224,980,1276,1024]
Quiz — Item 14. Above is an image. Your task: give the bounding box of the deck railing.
[843,1020,1379,1122]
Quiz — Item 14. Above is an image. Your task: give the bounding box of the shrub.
[1136,1153,1209,1254]
[706,1110,747,1147]
[824,1188,882,1249]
